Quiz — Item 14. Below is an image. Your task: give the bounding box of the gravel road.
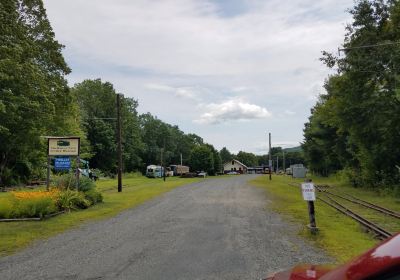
[0,175,332,280]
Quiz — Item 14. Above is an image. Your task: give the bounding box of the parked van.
[146,165,164,178]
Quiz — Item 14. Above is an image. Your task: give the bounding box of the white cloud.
[195,98,271,124]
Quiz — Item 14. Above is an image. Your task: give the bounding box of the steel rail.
[318,195,393,240]
[315,185,400,219]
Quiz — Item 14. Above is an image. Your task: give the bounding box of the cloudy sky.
[43,0,352,154]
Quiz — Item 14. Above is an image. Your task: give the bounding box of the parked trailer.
[146,165,164,178]
[170,165,190,176]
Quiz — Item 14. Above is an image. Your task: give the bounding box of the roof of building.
[223,159,248,168]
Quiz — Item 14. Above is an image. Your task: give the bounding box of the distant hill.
[283,146,302,153]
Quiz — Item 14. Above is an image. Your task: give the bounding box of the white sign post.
[301,181,317,233]
[301,182,316,201]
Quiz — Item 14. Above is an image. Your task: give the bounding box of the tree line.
[302,0,400,192]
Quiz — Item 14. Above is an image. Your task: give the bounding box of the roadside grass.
[249,175,395,263]
[0,176,199,257]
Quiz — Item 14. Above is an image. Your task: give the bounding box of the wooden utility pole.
[46,155,51,191]
[163,139,166,182]
[117,94,122,192]
[269,133,272,180]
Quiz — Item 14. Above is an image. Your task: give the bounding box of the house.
[223,159,248,174]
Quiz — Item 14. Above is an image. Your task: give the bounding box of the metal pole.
[269,133,272,180]
[117,94,122,192]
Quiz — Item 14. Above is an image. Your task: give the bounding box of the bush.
[2,197,57,219]
[54,173,95,192]
[56,189,91,211]
[0,200,14,219]
[13,197,57,218]
[84,189,103,204]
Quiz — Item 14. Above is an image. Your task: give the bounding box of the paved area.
[0,175,332,280]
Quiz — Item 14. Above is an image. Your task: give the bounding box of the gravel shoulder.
[0,175,332,280]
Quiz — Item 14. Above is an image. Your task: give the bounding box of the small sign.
[48,138,80,156]
[301,182,316,201]
[54,157,71,170]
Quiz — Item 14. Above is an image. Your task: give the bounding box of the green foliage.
[54,173,96,193]
[219,147,233,164]
[189,145,214,173]
[0,199,13,219]
[14,197,57,218]
[0,0,83,186]
[236,151,258,167]
[139,113,205,170]
[303,0,400,189]
[72,79,142,174]
[0,197,57,219]
[84,189,103,205]
[56,189,91,211]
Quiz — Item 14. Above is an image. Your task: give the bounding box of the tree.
[303,0,400,188]
[0,0,81,186]
[73,79,143,175]
[189,145,214,173]
[219,147,232,164]
[236,151,258,167]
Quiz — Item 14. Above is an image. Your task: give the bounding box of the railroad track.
[317,194,393,240]
[315,185,400,219]
[290,183,395,239]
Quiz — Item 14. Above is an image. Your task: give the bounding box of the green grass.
[0,175,200,257]
[250,175,394,263]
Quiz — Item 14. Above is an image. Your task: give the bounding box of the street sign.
[48,138,80,156]
[301,182,316,201]
[54,157,71,171]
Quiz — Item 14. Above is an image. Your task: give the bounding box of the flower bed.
[0,175,103,220]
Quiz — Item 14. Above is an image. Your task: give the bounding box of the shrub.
[0,200,13,219]
[84,189,103,205]
[56,189,91,211]
[54,173,95,192]
[13,197,57,218]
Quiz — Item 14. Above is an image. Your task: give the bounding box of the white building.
[223,159,248,174]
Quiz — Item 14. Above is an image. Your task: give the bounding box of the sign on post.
[48,138,80,156]
[46,137,80,191]
[301,182,316,201]
[54,157,71,171]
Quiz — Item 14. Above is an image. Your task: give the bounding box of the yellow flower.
[12,189,60,201]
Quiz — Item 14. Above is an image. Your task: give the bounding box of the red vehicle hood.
[266,233,400,280]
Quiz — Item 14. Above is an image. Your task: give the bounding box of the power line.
[338,41,400,55]
[88,117,117,120]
